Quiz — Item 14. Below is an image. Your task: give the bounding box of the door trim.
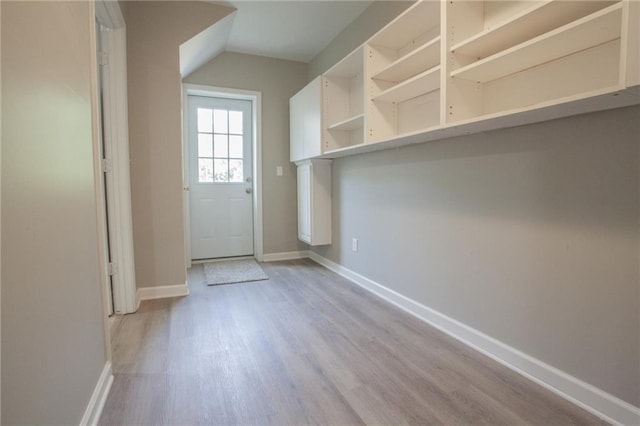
[96,2,138,315]
[182,83,264,267]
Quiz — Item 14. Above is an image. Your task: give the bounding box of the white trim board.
[136,283,190,308]
[262,250,311,262]
[307,251,640,426]
[80,362,113,426]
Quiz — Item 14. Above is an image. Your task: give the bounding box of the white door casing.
[96,1,137,315]
[188,95,254,260]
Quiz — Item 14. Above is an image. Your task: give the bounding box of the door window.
[196,108,244,183]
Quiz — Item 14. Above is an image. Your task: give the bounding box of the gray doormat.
[203,259,268,286]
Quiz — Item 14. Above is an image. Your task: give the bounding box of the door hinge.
[101,158,113,173]
[108,262,118,276]
[98,51,108,66]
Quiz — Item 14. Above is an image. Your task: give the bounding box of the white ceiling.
[209,0,372,62]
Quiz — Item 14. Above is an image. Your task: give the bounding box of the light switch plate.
[276,166,283,176]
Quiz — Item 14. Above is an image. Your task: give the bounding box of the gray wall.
[309,1,640,407]
[1,1,108,423]
[313,107,640,406]
[184,52,309,254]
[123,1,233,288]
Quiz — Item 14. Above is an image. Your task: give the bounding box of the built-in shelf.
[451,0,617,59]
[324,142,367,155]
[322,46,365,151]
[328,113,364,132]
[373,65,440,103]
[451,4,622,83]
[372,36,440,83]
[291,0,639,163]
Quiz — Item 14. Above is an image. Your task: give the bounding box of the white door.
[188,96,254,260]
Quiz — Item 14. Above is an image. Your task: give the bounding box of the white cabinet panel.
[290,76,322,162]
[296,159,331,246]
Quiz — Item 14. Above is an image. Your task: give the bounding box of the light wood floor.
[100,259,606,425]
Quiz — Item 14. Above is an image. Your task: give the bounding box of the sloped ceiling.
[179,0,372,76]
[180,10,237,77]
[218,1,373,62]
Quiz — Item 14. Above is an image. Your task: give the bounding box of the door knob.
[245,188,252,194]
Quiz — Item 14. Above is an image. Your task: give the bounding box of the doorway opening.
[182,84,263,267]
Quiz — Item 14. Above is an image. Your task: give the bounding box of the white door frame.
[95,1,138,314]
[182,84,264,267]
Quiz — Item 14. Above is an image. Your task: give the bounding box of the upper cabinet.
[290,76,322,162]
[290,0,640,161]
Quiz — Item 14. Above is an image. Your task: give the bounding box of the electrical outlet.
[352,238,358,252]
[276,166,283,176]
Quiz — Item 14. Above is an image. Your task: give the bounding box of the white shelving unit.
[445,0,628,123]
[290,0,639,162]
[366,0,442,143]
[322,47,365,152]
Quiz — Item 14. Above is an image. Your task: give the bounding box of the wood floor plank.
[100,259,607,425]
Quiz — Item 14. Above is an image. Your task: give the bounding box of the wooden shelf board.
[323,142,367,155]
[373,66,440,103]
[451,1,617,58]
[372,36,440,83]
[366,123,443,145]
[451,4,622,84]
[327,114,364,131]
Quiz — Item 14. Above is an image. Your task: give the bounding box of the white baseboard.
[80,361,113,426]
[261,250,310,262]
[136,283,190,305]
[308,252,640,426]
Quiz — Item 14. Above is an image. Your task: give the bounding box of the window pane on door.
[213,109,228,133]
[229,110,243,134]
[198,134,213,157]
[214,159,229,182]
[214,134,228,158]
[229,135,243,159]
[229,159,243,182]
[198,158,213,182]
[197,108,212,133]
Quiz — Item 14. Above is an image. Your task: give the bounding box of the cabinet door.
[290,77,322,162]
[297,163,311,243]
[296,159,331,246]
